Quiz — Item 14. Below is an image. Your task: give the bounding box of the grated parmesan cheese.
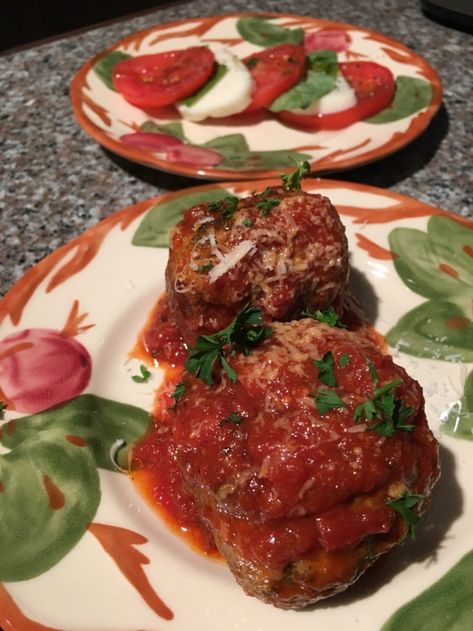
[208,240,257,284]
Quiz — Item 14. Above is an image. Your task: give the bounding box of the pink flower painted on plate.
[120,131,183,151]
[304,29,352,53]
[120,132,223,167]
[0,328,92,413]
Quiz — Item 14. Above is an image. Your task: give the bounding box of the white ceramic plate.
[1,179,472,630]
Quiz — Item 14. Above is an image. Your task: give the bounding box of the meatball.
[170,319,440,609]
[166,188,349,343]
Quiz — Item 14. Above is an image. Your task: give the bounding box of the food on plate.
[242,44,307,113]
[167,318,440,608]
[111,47,215,108]
[176,47,253,122]
[132,166,439,610]
[166,179,349,344]
[109,40,395,129]
[275,60,395,130]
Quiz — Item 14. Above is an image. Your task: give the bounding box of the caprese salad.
[110,42,395,130]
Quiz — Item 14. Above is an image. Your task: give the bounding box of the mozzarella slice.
[177,48,253,122]
[292,74,358,116]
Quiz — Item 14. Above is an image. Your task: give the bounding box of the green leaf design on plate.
[270,50,338,112]
[366,76,433,124]
[1,394,151,471]
[386,300,473,362]
[202,134,312,170]
[141,120,187,141]
[93,51,131,91]
[386,216,473,361]
[0,428,100,581]
[441,370,473,440]
[381,548,473,630]
[236,16,304,47]
[132,188,232,248]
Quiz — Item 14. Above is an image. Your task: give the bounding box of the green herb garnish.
[386,492,423,540]
[339,353,350,368]
[185,304,271,385]
[281,160,311,191]
[314,351,337,388]
[255,187,281,217]
[242,218,253,227]
[170,383,186,405]
[198,262,214,273]
[221,196,239,219]
[310,388,346,415]
[221,411,244,426]
[301,306,345,328]
[354,377,414,436]
[367,359,379,386]
[132,364,151,383]
[246,57,260,68]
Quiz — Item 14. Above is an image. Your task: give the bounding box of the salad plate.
[71,13,442,180]
[1,179,472,630]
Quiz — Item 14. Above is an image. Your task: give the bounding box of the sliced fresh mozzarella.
[177,47,253,122]
[291,73,357,116]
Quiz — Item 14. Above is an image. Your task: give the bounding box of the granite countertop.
[1,0,472,297]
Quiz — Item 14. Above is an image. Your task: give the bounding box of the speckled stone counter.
[1,0,472,297]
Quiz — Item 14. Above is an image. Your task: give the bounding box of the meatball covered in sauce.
[170,319,439,609]
[166,188,349,344]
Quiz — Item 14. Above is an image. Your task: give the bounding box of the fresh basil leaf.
[180,63,228,107]
[132,188,231,248]
[441,370,473,441]
[237,16,304,47]
[0,428,100,581]
[366,76,432,124]
[270,49,338,112]
[93,50,131,90]
[0,394,150,472]
[140,120,187,141]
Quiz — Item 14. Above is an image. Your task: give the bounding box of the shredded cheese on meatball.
[208,240,257,284]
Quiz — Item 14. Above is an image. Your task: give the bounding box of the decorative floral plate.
[70,13,442,181]
[1,180,472,630]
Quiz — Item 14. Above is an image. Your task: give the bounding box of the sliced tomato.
[278,61,395,130]
[242,44,306,113]
[112,47,215,108]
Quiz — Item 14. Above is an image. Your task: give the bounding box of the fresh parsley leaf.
[221,196,239,219]
[367,359,379,386]
[198,262,214,273]
[185,304,271,384]
[131,364,151,383]
[270,50,338,112]
[281,160,311,191]
[386,492,423,540]
[256,196,281,217]
[220,411,244,426]
[208,200,223,212]
[310,388,346,415]
[171,383,186,403]
[339,353,350,368]
[242,218,253,227]
[301,305,345,328]
[314,351,337,388]
[354,377,414,435]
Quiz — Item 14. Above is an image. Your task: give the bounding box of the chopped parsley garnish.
[367,359,379,386]
[170,382,186,406]
[207,195,239,219]
[310,388,346,415]
[354,377,415,436]
[185,304,272,385]
[386,492,423,540]
[301,306,345,328]
[220,412,244,426]
[339,353,350,368]
[281,160,311,191]
[198,262,214,273]
[131,364,151,383]
[314,351,337,388]
[256,187,281,217]
[242,218,253,227]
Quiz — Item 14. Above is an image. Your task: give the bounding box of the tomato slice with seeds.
[277,61,395,130]
[112,47,215,108]
[242,44,306,113]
